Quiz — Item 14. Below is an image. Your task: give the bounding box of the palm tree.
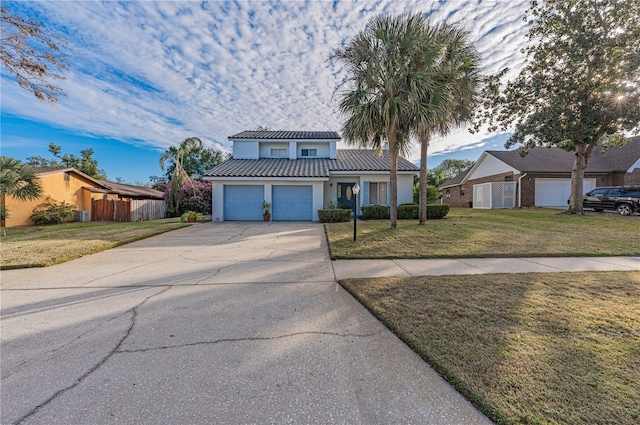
[415,24,480,223]
[160,137,203,215]
[335,13,436,229]
[0,156,42,228]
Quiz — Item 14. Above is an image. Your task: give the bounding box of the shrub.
[30,201,76,225]
[318,208,351,223]
[397,204,418,219]
[426,204,450,219]
[180,211,203,222]
[414,184,441,204]
[361,205,389,220]
[165,180,212,216]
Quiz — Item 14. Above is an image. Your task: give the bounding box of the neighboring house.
[439,136,640,209]
[204,130,419,221]
[4,167,164,227]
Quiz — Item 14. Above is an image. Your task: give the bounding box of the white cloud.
[1,0,530,157]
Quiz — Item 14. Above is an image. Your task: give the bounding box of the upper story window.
[505,175,513,182]
[270,148,287,157]
[301,149,317,157]
[64,172,70,181]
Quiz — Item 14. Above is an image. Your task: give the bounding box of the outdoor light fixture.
[352,183,360,241]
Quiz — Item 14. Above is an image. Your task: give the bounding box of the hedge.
[318,209,351,223]
[360,204,450,220]
[426,204,450,219]
[361,205,389,220]
[397,204,418,219]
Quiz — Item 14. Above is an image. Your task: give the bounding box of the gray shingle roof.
[97,181,165,200]
[205,149,419,178]
[439,168,472,189]
[229,130,341,140]
[488,136,640,173]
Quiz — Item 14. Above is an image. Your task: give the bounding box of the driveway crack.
[117,330,381,354]
[13,286,171,425]
[1,315,122,381]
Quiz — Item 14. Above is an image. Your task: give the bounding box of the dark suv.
[582,186,640,215]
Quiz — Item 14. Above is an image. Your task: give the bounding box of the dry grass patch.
[341,271,640,425]
[326,208,640,259]
[0,219,190,269]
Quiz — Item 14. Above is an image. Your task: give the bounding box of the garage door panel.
[272,186,312,221]
[224,185,264,221]
[534,178,596,207]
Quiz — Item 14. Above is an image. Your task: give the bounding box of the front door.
[337,182,356,210]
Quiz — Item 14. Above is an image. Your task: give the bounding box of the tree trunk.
[419,134,429,224]
[568,143,591,215]
[0,193,6,228]
[387,129,398,229]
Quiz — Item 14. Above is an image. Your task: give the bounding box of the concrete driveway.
[1,222,490,425]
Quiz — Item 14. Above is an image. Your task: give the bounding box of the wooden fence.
[131,199,166,221]
[91,199,166,222]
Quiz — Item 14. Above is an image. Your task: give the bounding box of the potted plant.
[262,201,271,222]
[180,210,200,223]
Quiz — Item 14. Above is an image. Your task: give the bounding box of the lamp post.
[352,183,360,241]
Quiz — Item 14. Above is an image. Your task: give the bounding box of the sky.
[1,0,531,184]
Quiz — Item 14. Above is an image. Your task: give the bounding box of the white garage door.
[534,178,596,207]
[223,185,264,220]
[272,185,313,221]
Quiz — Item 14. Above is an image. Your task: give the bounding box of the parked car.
[581,186,640,215]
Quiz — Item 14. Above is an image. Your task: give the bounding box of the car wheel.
[616,203,632,216]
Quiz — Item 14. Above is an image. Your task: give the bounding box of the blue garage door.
[224,185,264,221]
[272,185,313,221]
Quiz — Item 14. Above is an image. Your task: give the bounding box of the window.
[64,172,70,181]
[270,148,287,157]
[301,149,317,157]
[460,187,465,196]
[505,175,513,182]
[369,182,388,205]
[588,188,608,196]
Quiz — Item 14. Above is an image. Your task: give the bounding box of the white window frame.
[301,148,317,157]
[369,182,388,205]
[270,148,287,157]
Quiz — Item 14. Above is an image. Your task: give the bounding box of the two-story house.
[204,130,419,221]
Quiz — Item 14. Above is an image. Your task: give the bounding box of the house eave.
[203,176,329,182]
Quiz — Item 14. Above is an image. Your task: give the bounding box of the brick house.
[439,136,640,208]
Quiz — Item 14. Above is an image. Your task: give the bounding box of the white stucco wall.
[258,142,289,158]
[322,173,415,208]
[466,153,519,181]
[232,141,259,159]
[297,142,330,158]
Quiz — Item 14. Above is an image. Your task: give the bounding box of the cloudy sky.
[1,0,531,183]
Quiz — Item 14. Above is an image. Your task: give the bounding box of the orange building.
[4,167,164,227]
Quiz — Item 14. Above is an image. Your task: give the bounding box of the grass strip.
[1,219,191,269]
[326,208,640,259]
[340,271,640,425]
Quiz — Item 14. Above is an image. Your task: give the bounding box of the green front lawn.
[341,271,640,425]
[325,208,640,259]
[0,219,190,269]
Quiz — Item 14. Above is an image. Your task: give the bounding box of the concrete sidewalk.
[332,256,640,280]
